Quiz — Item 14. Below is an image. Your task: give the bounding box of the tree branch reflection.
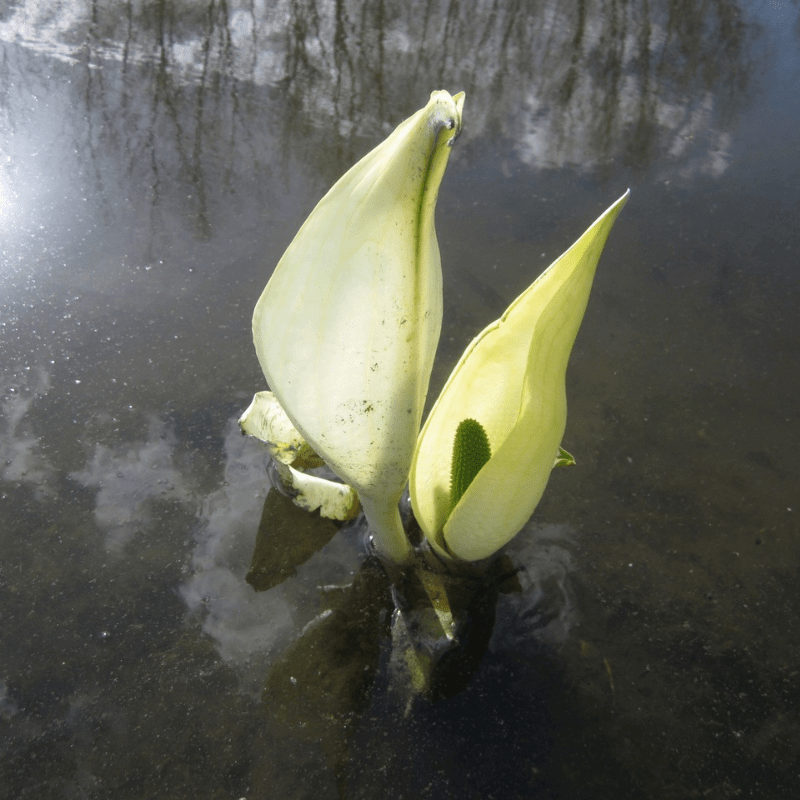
[0,0,763,238]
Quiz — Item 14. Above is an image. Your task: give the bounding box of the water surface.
[2,1,799,798]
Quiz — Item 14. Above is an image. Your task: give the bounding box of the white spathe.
[410,191,629,562]
[252,91,465,563]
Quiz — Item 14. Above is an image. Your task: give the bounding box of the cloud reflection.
[180,418,295,671]
[0,367,54,496]
[70,416,193,553]
[180,419,365,689]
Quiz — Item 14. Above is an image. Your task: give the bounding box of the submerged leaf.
[246,489,342,592]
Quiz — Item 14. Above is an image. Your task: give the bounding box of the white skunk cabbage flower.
[252,91,465,564]
[410,191,629,562]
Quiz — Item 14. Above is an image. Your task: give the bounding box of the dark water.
[2,1,799,798]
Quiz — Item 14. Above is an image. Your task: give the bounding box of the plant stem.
[359,495,414,566]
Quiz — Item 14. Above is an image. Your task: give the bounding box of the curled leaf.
[272,462,360,522]
[239,391,323,469]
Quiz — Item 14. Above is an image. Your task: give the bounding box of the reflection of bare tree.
[270,0,760,172]
[0,0,762,237]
